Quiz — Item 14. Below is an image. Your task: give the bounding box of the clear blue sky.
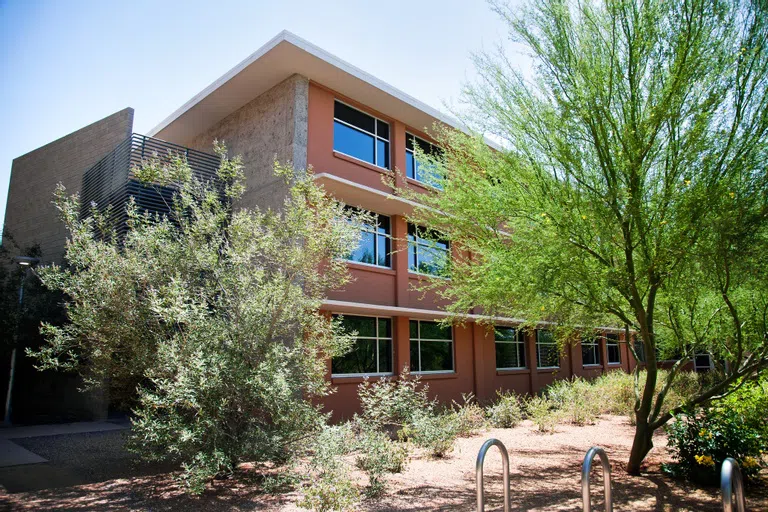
[0,0,518,232]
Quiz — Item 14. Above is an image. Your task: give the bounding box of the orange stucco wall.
[307,80,640,421]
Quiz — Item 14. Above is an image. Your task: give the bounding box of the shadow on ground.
[0,430,176,493]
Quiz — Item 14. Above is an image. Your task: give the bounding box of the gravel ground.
[1,415,766,511]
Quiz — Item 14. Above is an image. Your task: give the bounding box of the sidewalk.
[0,421,128,468]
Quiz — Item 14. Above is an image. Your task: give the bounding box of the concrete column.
[392,215,409,307]
[472,323,488,402]
[394,316,411,374]
[528,330,539,394]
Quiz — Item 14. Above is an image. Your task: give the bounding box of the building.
[2,31,637,422]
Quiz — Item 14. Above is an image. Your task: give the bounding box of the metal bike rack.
[476,438,511,512]
[581,446,613,512]
[721,457,746,512]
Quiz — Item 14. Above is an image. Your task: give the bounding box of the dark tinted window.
[332,315,393,375]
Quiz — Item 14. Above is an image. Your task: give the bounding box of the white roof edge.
[147,30,497,148]
[322,300,626,333]
[148,30,291,138]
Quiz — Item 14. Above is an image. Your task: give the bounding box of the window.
[333,101,390,168]
[536,330,559,369]
[407,224,450,276]
[495,327,526,370]
[694,353,713,373]
[332,315,392,376]
[606,333,621,364]
[410,320,453,373]
[406,133,443,188]
[582,337,602,366]
[345,207,391,267]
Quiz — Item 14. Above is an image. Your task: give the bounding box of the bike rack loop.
[581,446,613,512]
[476,438,511,512]
[721,457,746,512]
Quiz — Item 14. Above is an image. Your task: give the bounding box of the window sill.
[583,364,603,368]
[345,260,396,276]
[496,368,530,376]
[536,367,560,372]
[331,373,394,384]
[607,363,623,367]
[408,271,451,281]
[405,177,440,192]
[333,151,392,175]
[412,371,457,380]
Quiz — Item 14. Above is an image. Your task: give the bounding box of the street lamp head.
[13,256,40,267]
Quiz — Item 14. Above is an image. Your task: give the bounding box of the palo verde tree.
[403,0,768,473]
[29,143,362,492]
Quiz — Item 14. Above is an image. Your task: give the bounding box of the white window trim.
[410,320,454,374]
[606,335,622,365]
[581,340,602,367]
[495,327,527,370]
[345,211,392,269]
[331,315,394,377]
[333,99,390,170]
[405,131,440,185]
[407,224,451,277]
[536,330,560,369]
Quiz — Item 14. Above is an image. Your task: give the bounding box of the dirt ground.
[1,415,766,511]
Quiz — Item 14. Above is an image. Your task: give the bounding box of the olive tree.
[29,143,361,491]
[405,0,768,473]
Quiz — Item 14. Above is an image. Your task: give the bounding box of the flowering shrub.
[664,406,764,484]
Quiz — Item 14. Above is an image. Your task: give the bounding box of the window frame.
[536,330,560,369]
[333,99,390,169]
[407,223,451,277]
[331,315,394,378]
[410,319,454,374]
[606,333,622,365]
[581,337,602,367]
[495,326,527,370]
[344,207,392,269]
[405,132,442,187]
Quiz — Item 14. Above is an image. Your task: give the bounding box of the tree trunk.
[627,414,654,475]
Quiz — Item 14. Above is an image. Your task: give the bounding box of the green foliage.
[524,395,561,434]
[357,369,434,428]
[546,378,601,426]
[354,426,408,498]
[299,425,359,512]
[449,393,488,437]
[400,0,768,471]
[29,144,362,492]
[664,407,765,484]
[401,411,458,458]
[486,390,524,428]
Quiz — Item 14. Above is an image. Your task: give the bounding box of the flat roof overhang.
[149,30,474,146]
[321,300,626,333]
[312,172,430,217]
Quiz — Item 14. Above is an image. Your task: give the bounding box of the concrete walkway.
[0,421,128,468]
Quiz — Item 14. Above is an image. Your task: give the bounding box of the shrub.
[450,393,488,436]
[401,411,458,457]
[32,149,363,493]
[299,425,359,511]
[354,427,408,497]
[486,390,524,428]
[664,406,765,484]
[358,368,434,429]
[545,377,601,426]
[524,395,560,433]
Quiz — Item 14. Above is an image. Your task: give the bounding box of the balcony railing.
[80,134,221,236]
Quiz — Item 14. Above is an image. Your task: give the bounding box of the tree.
[29,143,362,491]
[403,0,768,473]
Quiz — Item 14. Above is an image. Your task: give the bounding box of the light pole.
[3,256,40,426]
